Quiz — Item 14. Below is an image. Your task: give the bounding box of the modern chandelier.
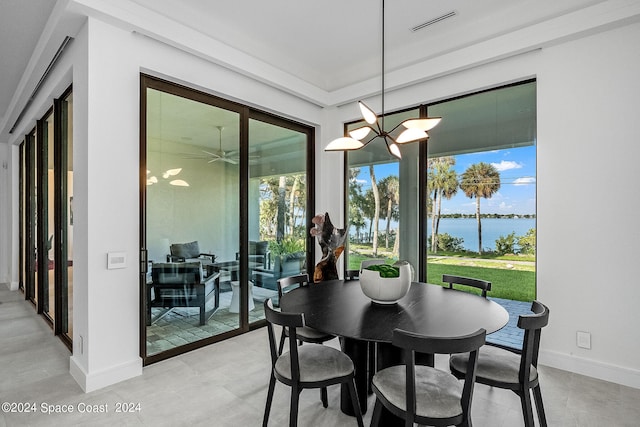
[324,0,441,159]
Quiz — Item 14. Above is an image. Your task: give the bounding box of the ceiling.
[127,0,603,92]
[2,0,635,143]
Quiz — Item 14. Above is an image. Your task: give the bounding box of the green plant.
[428,233,465,252]
[495,232,517,255]
[268,237,305,256]
[365,264,400,278]
[518,228,536,255]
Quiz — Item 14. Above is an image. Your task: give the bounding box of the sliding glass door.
[141,76,314,363]
[18,86,74,348]
[247,114,312,323]
[39,110,54,321]
[25,128,37,304]
[143,80,242,361]
[54,90,74,341]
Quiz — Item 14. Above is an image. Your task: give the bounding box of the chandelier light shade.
[324,0,441,159]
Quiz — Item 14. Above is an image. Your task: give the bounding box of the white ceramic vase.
[359,261,412,304]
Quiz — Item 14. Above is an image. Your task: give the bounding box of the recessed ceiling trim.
[9,36,73,134]
[411,11,457,32]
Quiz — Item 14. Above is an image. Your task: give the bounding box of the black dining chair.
[449,300,550,427]
[442,274,492,298]
[277,274,337,406]
[276,274,336,349]
[262,299,364,427]
[344,269,360,280]
[371,328,486,427]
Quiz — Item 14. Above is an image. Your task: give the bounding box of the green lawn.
[346,250,535,302]
[426,263,535,302]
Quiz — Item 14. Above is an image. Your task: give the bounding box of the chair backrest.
[393,328,486,424]
[264,299,304,376]
[277,273,311,300]
[152,262,202,285]
[518,300,550,384]
[169,241,200,259]
[344,269,360,281]
[442,274,492,297]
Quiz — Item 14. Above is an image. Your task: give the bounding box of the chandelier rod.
[381,0,385,132]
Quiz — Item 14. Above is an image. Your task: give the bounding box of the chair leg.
[367,342,376,395]
[533,385,548,427]
[370,398,383,427]
[289,386,300,427]
[278,328,286,355]
[262,373,277,427]
[320,387,328,408]
[518,389,535,427]
[347,379,365,427]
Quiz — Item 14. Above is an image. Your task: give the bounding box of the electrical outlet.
[577,331,591,349]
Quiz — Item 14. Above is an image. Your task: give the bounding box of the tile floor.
[2,286,640,426]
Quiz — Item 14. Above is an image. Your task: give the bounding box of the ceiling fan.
[202,126,239,164]
[182,126,239,164]
[183,126,260,165]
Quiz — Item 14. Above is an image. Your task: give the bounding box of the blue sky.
[354,145,536,216]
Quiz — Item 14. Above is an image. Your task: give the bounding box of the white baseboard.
[2,281,18,290]
[540,349,640,389]
[70,356,143,393]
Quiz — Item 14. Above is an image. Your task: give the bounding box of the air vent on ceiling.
[411,10,457,32]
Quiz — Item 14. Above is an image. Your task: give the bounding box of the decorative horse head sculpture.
[310,212,347,282]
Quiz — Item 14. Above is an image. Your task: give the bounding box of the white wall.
[68,17,142,391]
[0,142,11,288]
[536,22,640,387]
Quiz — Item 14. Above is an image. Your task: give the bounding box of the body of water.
[427,217,536,252]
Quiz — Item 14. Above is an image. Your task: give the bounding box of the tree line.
[349,157,508,256]
[437,213,536,219]
[258,157,526,257]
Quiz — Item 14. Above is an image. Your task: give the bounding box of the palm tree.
[379,175,399,249]
[288,175,299,236]
[348,168,366,243]
[459,162,501,254]
[427,157,457,252]
[369,165,380,256]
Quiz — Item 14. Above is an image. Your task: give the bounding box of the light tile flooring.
[2,286,640,426]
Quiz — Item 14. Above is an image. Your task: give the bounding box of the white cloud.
[513,177,536,186]
[491,160,523,172]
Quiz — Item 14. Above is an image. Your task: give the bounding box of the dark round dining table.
[280,279,509,420]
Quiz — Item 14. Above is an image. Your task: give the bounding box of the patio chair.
[262,299,364,427]
[449,300,550,427]
[167,240,215,263]
[371,328,486,426]
[442,274,492,298]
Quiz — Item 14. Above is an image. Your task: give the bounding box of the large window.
[346,81,536,302]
